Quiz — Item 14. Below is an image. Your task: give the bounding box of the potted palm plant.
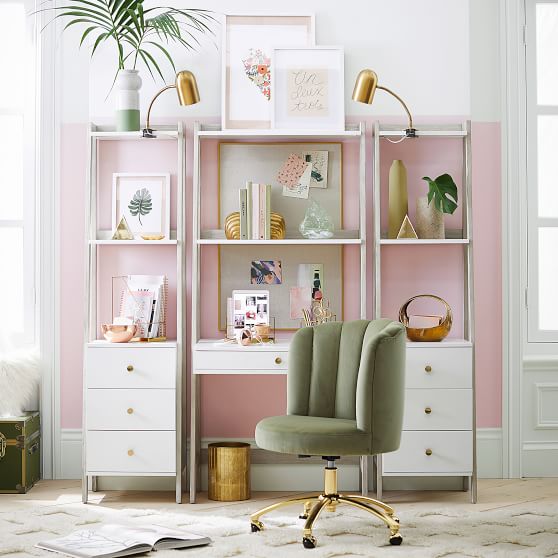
[45,0,215,130]
[416,173,459,239]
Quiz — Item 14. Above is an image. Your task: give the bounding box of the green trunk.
[116,109,141,132]
[0,412,41,493]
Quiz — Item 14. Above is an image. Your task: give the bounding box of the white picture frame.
[221,13,315,130]
[112,173,170,239]
[271,46,345,131]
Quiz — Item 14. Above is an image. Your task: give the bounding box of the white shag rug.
[2,500,558,558]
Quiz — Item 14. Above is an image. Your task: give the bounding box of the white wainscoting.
[60,428,503,488]
[522,358,558,477]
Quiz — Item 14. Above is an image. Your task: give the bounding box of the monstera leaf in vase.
[128,188,153,226]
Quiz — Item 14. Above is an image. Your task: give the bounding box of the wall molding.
[61,428,503,488]
[535,383,558,429]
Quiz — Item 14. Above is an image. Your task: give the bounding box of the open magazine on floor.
[36,524,211,558]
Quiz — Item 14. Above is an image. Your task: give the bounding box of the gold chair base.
[250,466,402,549]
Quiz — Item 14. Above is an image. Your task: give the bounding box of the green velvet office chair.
[250,319,406,549]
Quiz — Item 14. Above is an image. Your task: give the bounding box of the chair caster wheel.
[389,534,403,545]
[302,536,316,549]
[299,514,308,520]
[250,521,263,533]
[392,516,400,523]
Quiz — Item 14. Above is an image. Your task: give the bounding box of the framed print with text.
[272,46,345,131]
[222,14,315,129]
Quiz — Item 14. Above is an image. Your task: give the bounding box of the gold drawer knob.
[127,408,134,415]
[425,448,433,456]
[127,365,134,372]
[424,407,432,414]
[424,365,432,373]
[275,357,282,365]
[127,449,134,456]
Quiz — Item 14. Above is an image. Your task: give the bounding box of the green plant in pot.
[415,173,458,239]
[42,0,215,131]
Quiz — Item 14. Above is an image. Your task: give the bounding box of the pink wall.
[59,118,502,431]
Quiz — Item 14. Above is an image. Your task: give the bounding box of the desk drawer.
[402,389,472,431]
[86,431,175,473]
[383,431,473,474]
[193,349,288,372]
[86,347,176,389]
[86,389,175,431]
[405,347,472,389]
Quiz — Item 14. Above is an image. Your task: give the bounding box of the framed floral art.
[221,14,315,129]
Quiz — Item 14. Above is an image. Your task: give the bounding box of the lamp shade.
[176,70,200,106]
[352,69,378,104]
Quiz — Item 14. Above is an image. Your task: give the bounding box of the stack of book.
[238,181,272,240]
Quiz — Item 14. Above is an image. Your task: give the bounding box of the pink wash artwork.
[290,286,312,320]
[242,49,271,100]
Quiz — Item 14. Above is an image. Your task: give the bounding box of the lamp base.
[405,128,417,138]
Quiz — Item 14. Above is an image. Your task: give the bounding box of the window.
[526,0,558,342]
[0,1,36,349]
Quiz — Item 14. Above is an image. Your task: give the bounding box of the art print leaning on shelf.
[272,47,345,130]
[222,14,315,129]
[112,173,170,239]
[232,290,270,329]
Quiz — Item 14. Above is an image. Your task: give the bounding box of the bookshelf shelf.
[197,125,361,140]
[198,229,362,245]
[379,238,469,245]
[91,239,179,245]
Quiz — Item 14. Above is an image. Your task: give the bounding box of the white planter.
[115,69,142,131]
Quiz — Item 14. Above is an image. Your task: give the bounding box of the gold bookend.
[396,215,418,239]
[224,211,286,240]
[112,216,134,240]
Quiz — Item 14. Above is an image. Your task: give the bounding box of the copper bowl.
[101,324,137,343]
[399,294,452,342]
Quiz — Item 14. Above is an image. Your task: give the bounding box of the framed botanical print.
[112,173,170,239]
[271,46,345,130]
[221,14,315,129]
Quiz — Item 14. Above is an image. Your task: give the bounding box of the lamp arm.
[145,84,176,131]
[377,85,414,131]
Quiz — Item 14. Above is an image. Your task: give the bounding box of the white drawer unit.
[382,431,473,475]
[86,430,176,474]
[194,348,288,372]
[83,343,179,499]
[86,389,176,431]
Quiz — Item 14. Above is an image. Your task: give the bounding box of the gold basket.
[224,211,286,240]
[398,294,453,342]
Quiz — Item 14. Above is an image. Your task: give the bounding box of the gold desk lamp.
[352,69,416,138]
[143,70,200,138]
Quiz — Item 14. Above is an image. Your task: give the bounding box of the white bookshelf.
[82,123,186,504]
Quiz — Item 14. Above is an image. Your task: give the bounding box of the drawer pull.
[127,449,134,456]
[126,365,134,372]
[425,448,433,456]
[424,407,432,414]
[127,408,134,415]
[424,365,432,373]
[274,357,282,365]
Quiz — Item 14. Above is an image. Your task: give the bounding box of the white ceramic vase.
[115,69,142,131]
[416,196,445,239]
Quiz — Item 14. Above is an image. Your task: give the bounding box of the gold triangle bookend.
[396,215,418,239]
[112,216,134,240]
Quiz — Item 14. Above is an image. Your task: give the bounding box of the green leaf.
[128,187,152,226]
[422,174,459,215]
[145,41,176,72]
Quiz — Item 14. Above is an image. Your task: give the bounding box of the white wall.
[58,0,472,123]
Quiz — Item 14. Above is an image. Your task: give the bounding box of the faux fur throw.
[0,350,40,417]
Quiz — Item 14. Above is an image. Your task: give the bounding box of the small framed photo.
[272,46,345,131]
[232,290,270,327]
[112,173,170,239]
[222,14,315,129]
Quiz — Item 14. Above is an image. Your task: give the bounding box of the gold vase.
[388,160,408,239]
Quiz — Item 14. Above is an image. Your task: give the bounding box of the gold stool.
[250,457,401,548]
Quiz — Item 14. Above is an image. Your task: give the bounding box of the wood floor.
[2,478,558,515]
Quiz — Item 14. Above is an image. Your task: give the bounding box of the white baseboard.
[60,428,504,489]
